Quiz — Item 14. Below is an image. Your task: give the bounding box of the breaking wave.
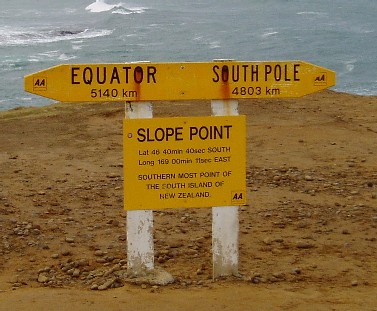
[85,0,147,15]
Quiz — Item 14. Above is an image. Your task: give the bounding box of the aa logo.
[314,73,327,86]
[231,191,245,204]
[33,77,47,90]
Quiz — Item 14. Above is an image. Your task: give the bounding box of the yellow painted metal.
[123,115,246,210]
[24,61,336,102]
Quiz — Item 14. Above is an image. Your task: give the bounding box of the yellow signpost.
[123,115,246,210]
[24,59,336,279]
[24,61,336,102]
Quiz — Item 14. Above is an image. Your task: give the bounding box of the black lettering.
[71,67,80,84]
[212,65,220,82]
[284,64,291,81]
[189,125,232,140]
[223,125,232,138]
[189,127,199,140]
[34,79,46,86]
[274,64,281,81]
[147,66,157,83]
[175,127,183,141]
[164,127,184,141]
[137,128,146,142]
[264,64,272,81]
[242,65,248,82]
[154,128,165,141]
[221,65,229,82]
[134,66,143,84]
[214,126,223,139]
[199,127,209,139]
[232,65,239,82]
[83,67,93,85]
[233,192,243,200]
[97,67,106,84]
[251,65,259,82]
[165,127,175,140]
[110,67,120,84]
[294,64,300,81]
[123,66,131,83]
[136,127,183,142]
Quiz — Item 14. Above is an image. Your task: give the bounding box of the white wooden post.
[211,99,239,278]
[125,101,154,276]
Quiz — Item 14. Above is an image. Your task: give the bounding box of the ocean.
[1,0,376,110]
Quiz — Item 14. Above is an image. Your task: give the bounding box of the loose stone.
[296,241,315,249]
[61,250,72,256]
[38,274,49,283]
[65,237,75,243]
[98,279,115,290]
[94,250,105,257]
[73,269,80,277]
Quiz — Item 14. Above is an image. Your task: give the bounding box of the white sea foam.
[85,0,121,13]
[346,64,354,72]
[0,59,23,71]
[58,53,77,61]
[261,30,279,38]
[85,0,146,15]
[112,7,145,15]
[337,60,357,77]
[72,44,83,50]
[296,11,326,16]
[191,35,221,49]
[209,41,221,49]
[27,50,77,63]
[0,27,113,46]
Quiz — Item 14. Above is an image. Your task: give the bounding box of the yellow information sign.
[123,115,246,210]
[24,61,335,102]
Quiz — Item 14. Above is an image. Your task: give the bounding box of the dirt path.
[1,284,376,311]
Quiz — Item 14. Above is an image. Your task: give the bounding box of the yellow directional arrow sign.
[24,61,335,102]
